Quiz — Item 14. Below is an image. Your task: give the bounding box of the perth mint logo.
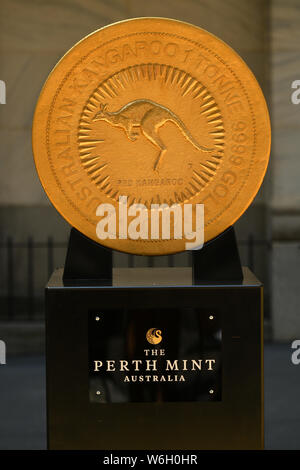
[146,328,162,345]
[93,343,216,383]
[95,196,204,250]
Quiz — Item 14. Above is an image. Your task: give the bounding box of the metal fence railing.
[0,237,66,321]
[0,235,271,322]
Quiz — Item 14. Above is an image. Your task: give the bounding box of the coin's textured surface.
[32,17,271,255]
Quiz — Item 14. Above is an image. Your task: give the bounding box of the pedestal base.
[46,267,263,450]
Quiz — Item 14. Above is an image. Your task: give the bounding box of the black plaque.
[88,308,222,403]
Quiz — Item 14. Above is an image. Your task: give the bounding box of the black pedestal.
[45,267,263,450]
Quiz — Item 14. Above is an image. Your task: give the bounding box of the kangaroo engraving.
[93,100,214,170]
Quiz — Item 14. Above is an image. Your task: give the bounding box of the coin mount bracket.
[62,225,243,285]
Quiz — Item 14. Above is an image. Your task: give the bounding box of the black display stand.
[63,225,243,284]
[46,227,263,450]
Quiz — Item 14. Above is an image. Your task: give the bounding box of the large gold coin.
[32,18,271,255]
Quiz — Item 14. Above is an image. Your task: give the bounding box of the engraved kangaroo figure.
[93,99,214,170]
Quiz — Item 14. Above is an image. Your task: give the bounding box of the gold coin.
[32,18,271,255]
